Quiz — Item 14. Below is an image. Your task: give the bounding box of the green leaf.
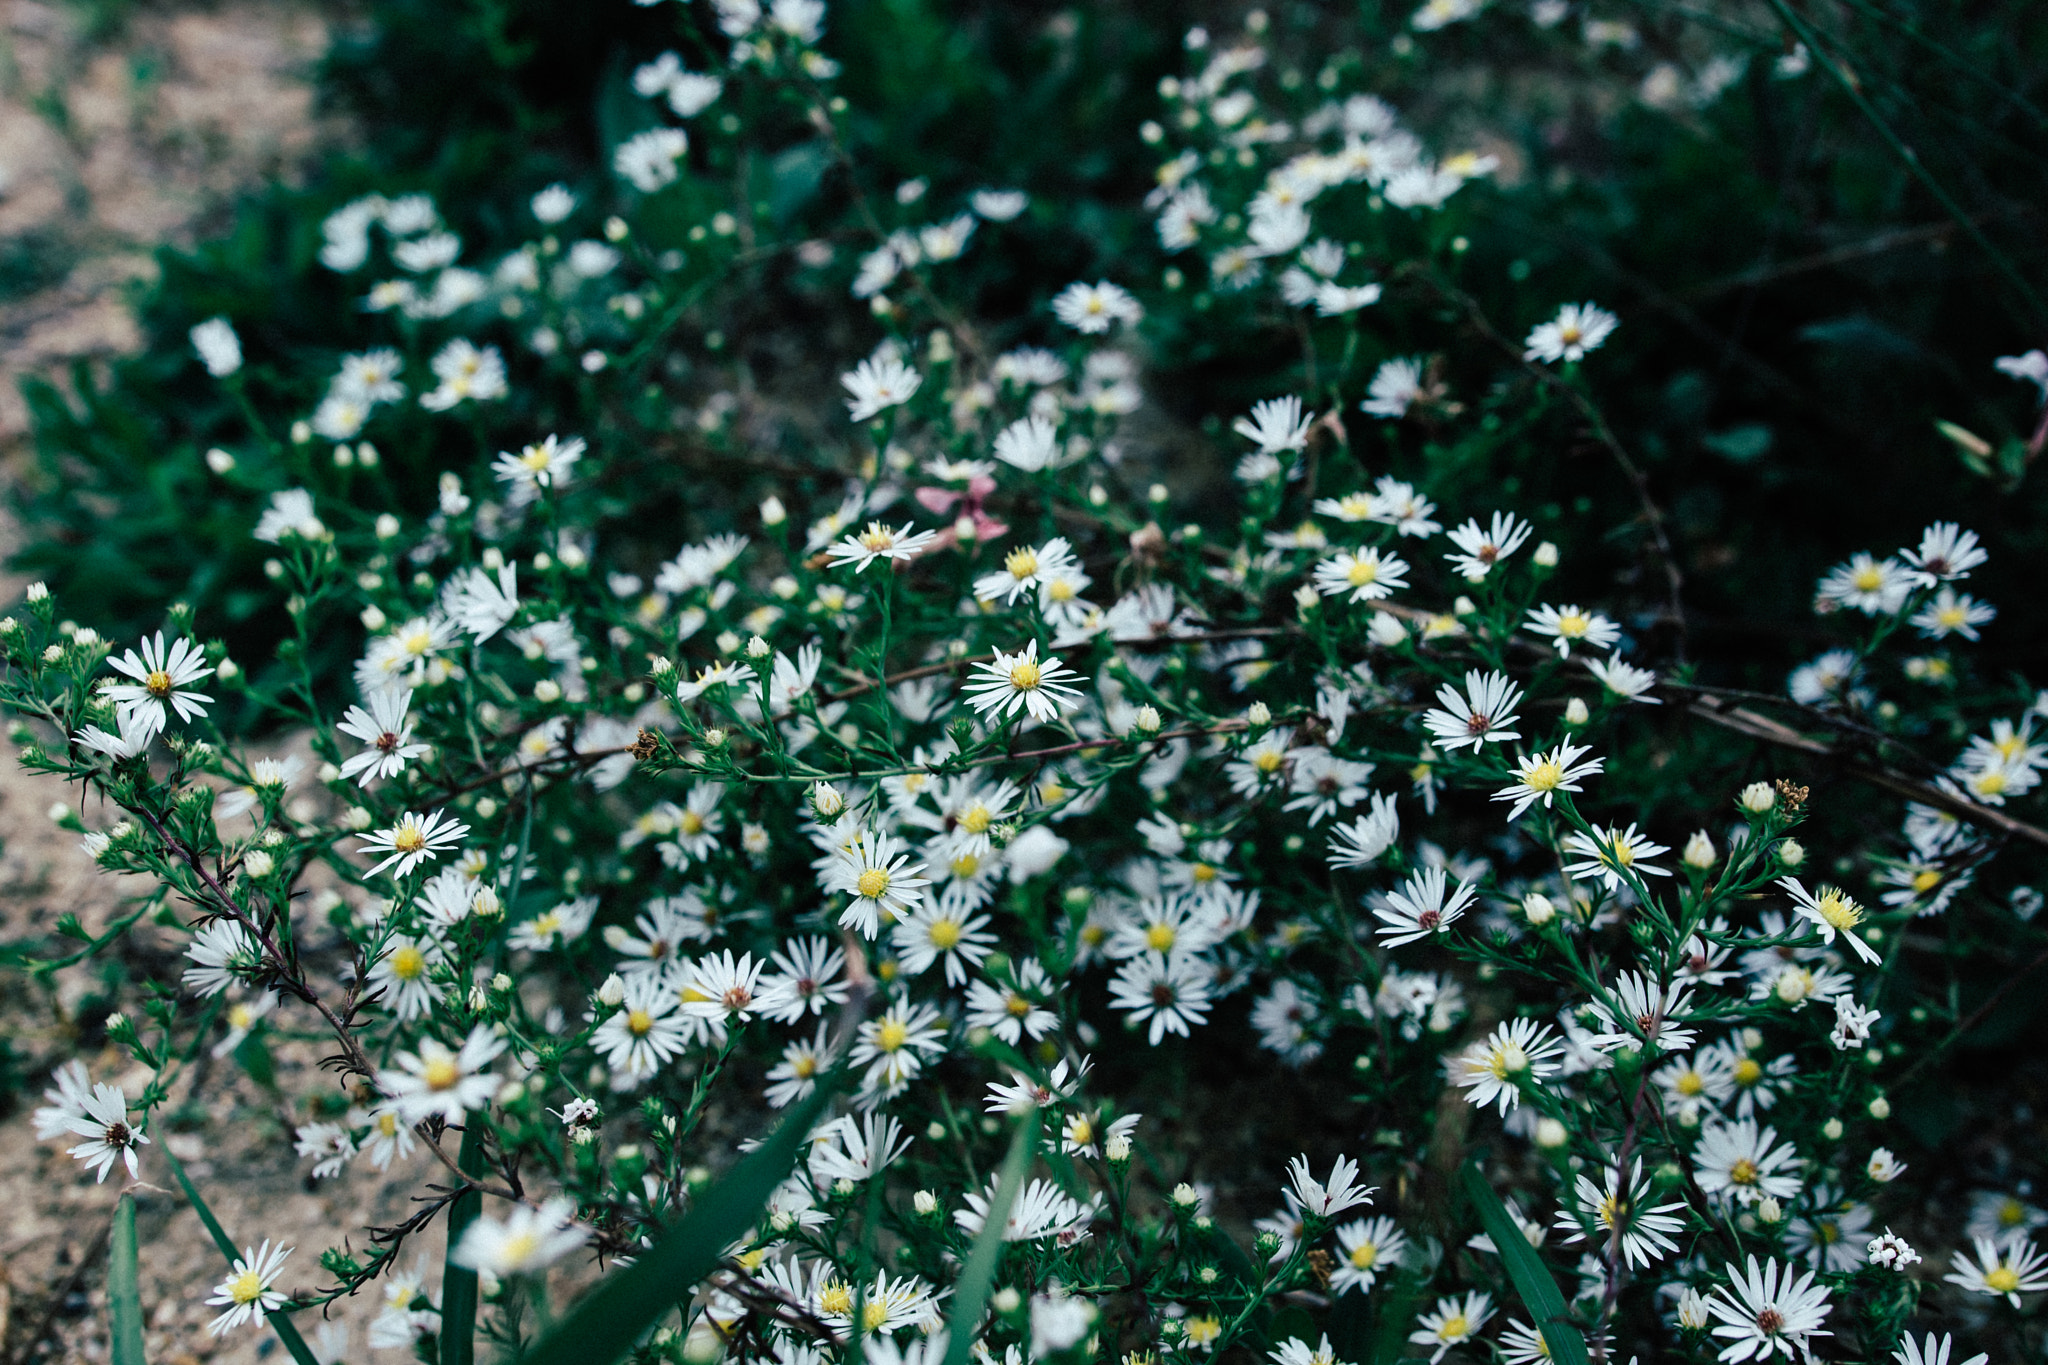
[1459,1163,1591,1365]
[517,1077,842,1365]
[441,1121,489,1365]
[939,1112,1039,1365]
[158,1138,321,1365]
[109,1193,148,1365]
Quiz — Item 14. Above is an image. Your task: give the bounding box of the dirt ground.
[0,3,444,1361]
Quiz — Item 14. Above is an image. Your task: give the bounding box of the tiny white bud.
[1868,1095,1890,1119]
[811,782,845,818]
[1246,701,1271,727]
[1522,892,1556,926]
[913,1190,938,1215]
[760,495,787,526]
[361,605,388,631]
[1777,838,1805,868]
[534,678,563,703]
[205,447,236,474]
[1134,706,1162,734]
[598,974,627,1007]
[1739,781,1776,813]
[991,1288,1022,1315]
[1682,830,1716,869]
[243,849,275,878]
[1821,1117,1843,1140]
[1756,1196,1784,1225]
[1534,1117,1569,1148]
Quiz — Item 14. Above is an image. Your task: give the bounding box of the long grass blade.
[440,1121,489,1365]
[939,1111,1039,1365]
[516,1078,840,1365]
[108,1193,148,1365]
[1460,1162,1591,1365]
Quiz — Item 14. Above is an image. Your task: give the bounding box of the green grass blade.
[516,1079,841,1365]
[158,1138,322,1365]
[441,1122,489,1365]
[109,1193,148,1365]
[1459,1163,1591,1365]
[939,1112,1039,1365]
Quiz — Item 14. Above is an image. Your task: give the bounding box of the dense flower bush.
[8,3,2048,1365]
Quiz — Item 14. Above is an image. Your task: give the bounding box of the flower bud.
[361,605,388,631]
[1134,706,1162,734]
[598,973,626,1007]
[1534,1117,1568,1148]
[1682,830,1715,869]
[1756,1196,1784,1225]
[811,782,845,818]
[243,849,275,879]
[760,495,787,526]
[1522,893,1556,926]
[1533,541,1559,567]
[533,678,563,703]
[1821,1117,1843,1140]
[991,1288,1022,1315]
[1776,838,1805,868]
[1868,1095,1890,1119]
[913,1189,939,1216]
[1564,697,1590,725]
[1246,701,1271,728]
[1171,1182,1200,1210]
[1739,781,1775,813]
[205,447,236,474]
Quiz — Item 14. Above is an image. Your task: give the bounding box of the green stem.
[158,1140,321,1365]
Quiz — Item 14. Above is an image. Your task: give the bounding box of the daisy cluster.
[2,6,2042,1365]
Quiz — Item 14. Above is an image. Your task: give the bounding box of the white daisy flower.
[1523,302,1617,363]
[1311,547,1410,603]
[376,1025,505,1125]
[1778,876,1882,965]
[204,1240,293,1336]
[961,641,1084,723]
[1943,1233,2048,1307]
[1492,742,1604,820]
[1442,512,1533,580]
[55,1081,150,1182]
[1421,669,1523,752]
[336,687,430,785]
[1373,865,1476,947]
[825,521,940,572]
[1106,951,1213,1043]
[1525,603,1621,656]
[1051,280,1142,333]
[1704,1255,1832,1362]
[1563,823,1671,891]
[103,631,215,738]
[1408,1292,1493,1364]
[358,809,470,878]
[451,1197,587,1277]
[842,355,922,422]
[1448,1017,1564,1113]
[825,830,931,937]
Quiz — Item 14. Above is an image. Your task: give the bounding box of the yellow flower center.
[1009,660,1042,691]
[927,919,963,950]
[1006,993,1032,1017]
[627,1009,655,1036]
[1912,869,1942,892]
[1346,558,1379,587]
[1437,1315,1469,1343]
[1005,547,1040,580]
[857,525,895,553]
[1349,1242,1378,1269]
[1675,1070,1705,1096]
[1255,749,1285,773]
[1728,1158,1759,1186]
[520,447,553,472]
[951,853,980,879]
[679,810,705,835]
[1047,578,1076,602]
[960,805,992,834]
[1938,606,1967,628]
[793,1054,818,1078]
[2000,1200,2026,1227]
[1069,1117,1094,1145]
[145,669,174,697]
[1556,612,1590,637]
[391,946,426,980]
[1987,1266,2021,1294]
[1814,889,1862,932]
[423,1056,462,1091]
[862,1300,891,1332]
[875,1018,909,1053]
[857,868,890,899]
[1190,862,1218,883]
[393,824,427,854]
[819,1284,853,1316]
[227,1269,266,1305]
[377,1112,399,1136]
[228,1004,256,1030]
[499,1229,543,1265]
[1597,1193,1627,1228]
[1489,1040,1529,1078]
[1524,759,1564,793]
[1146,924,1177,952]
[402,630,434,656]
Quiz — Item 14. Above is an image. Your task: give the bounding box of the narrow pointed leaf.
[517,1077,841,1365]
[1460,1162,1592,1365]
[109,1193,148,1365]
[939,1112,1039,1365]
